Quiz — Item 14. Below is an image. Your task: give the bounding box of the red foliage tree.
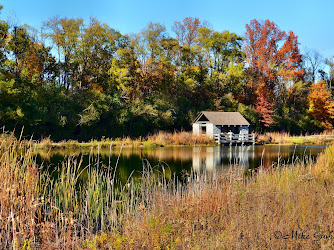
[244,19,303,127]
[244,19,303,101]
[254,84,275,127]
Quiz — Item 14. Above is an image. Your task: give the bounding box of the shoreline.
[35,135,334,149]
[2,131,334,150]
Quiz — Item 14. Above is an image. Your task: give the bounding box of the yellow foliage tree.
[308,80,334,129]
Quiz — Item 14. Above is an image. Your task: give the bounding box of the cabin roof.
[192,111,250,126]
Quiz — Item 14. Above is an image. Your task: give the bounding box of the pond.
[35,145,327,183]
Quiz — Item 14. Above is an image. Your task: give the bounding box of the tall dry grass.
[36,131,214,149]
[0,134,151,248]
[147,131,213,146]
[256,132,291,144]
[84,146,334,249]
[257,130,334,145]
[1,132,334,248]
[0,135,39,248]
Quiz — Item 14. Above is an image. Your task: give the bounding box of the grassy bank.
[1,135,334,248]
[35,131,215,149]
[3,130,334,150]
[256,130,334,145]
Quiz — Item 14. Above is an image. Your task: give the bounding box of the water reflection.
[193,146,252,174]
[35,145,326,183]
[192,145,326,174]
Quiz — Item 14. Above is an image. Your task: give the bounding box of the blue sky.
[1,0,334,58]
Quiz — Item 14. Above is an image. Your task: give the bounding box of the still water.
[36,145,326,183]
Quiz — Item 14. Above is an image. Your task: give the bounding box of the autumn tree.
[171,17,211,78]
[243,19,303,129]
[20,43,48,84]
[15,26,55,85]
[78,18,122,90]
[308,80,334,129]
[172,17,201,47]
[141,22,167,61]
[204,31,245,97]
[254,84,275,127]
[244,19,303,104]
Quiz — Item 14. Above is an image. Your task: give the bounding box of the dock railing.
[215,132,255,145]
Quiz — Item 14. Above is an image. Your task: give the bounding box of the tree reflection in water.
[36,145,326,183]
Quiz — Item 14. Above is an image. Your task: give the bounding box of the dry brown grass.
[35,131,214,149]
[1,132,334,249]
[147,131,213,146]
[257,130,334,145]
[256,132,291,144]
[0,137,39,248]
[0,134,131,249]
[84,146,334,249]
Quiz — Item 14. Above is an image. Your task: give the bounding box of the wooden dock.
[214,133,255,145]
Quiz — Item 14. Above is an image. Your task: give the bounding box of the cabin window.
[231,126,240,134]
[221,126,240,133]
[221,126,230,133]
[201,126,206,134]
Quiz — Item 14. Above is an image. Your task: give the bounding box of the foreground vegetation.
[1,134,334,249]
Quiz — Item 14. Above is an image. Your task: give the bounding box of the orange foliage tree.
[22,42,48,82]
[172,17,202,46]
[308,80,334,129]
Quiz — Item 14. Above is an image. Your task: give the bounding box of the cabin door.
[200,125,206,135]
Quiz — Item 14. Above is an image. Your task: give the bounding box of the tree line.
[1,6,334,140]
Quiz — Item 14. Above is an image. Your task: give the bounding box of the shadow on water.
[35,145,327,183]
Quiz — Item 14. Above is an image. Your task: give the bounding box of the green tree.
[43,17,84,89]
[141,22,167,61]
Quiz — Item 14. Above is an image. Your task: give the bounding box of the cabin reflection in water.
[192,146,255,173]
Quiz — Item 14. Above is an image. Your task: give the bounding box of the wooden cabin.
[192,111,255,144]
